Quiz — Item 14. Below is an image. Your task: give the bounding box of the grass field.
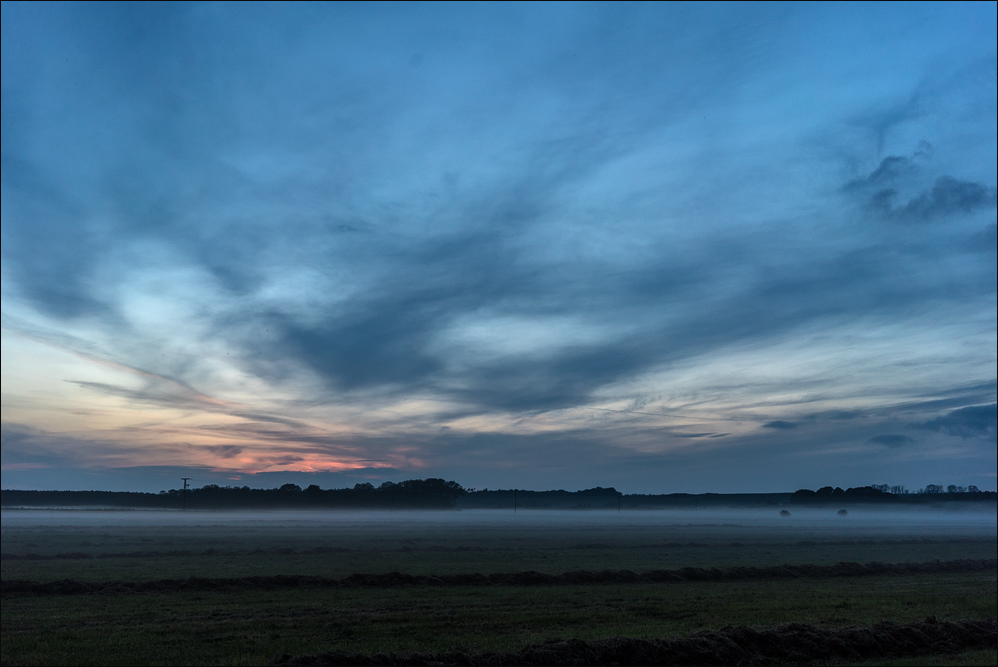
[2,507,995,665]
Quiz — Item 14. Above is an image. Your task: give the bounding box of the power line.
[181,478,191,511]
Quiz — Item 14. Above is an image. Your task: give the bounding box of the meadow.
[2,507,995,665]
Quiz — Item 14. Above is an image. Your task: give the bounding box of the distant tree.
[842,486,890,501]
[780,509,791,516]
[968,485,980,493]
[837,509,848,516]
[353,483,374,491]
[920,484,944,494]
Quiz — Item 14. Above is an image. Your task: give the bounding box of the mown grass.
[2,515,995,665]
[3,519,995,582]
[3,572,995,665]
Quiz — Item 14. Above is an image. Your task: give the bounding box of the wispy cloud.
[763,421,799,430]
[868,434,914,448]
[2,2,995,491]
[918,404,997,439]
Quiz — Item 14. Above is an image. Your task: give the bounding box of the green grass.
[2,516,996,665]
[3,572,995,665]
[2,520,994,582]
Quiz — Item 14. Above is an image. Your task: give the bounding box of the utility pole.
[181,478,191,511]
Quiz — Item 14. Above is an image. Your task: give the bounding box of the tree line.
[2,479,994,510]
[0,478,467,510]
[790,485,995,504]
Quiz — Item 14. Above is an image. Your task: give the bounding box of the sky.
[2,2,996,494]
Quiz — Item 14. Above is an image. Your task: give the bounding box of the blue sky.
[2,2,995,493]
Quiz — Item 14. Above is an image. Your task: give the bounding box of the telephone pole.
[181,477,191,511]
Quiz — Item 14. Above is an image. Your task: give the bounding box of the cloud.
[203,445,244,459]
[847,152,997,224]
[0,422,152,470]
[2,3,996,491]
[868,434,914,448]
[0,423,66,469]
[66,376,316,432]
[918,404,997,439]
[967,223,997,253]
[883,176,997,223]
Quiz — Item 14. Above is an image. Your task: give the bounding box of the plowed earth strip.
[272,617,998,666]
[3,558,994,597]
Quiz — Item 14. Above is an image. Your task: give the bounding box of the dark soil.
[272,617,998,666]
[2,558,994,597]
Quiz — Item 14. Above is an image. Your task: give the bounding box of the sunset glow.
[2,2,995,492]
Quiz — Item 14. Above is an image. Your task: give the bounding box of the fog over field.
[4,503,994,665]
[2,5,995,664]
[4,505,995,534]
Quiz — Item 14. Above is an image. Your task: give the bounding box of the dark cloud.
[967,223,997,253]
[2,3,996,491]
[0,156,114,319]
[868,434,914,448]
[918,404,997,439]
[863,155,921,187]
[887,381,998,416]
[793,382,998,427]
[203,445,243,459]
[247,204,995,415]
[819,410,862,421]
[886,176,996,223]
[848,153,997,223]
[256,454,305,467]
[5,6,994,418]
[0,423,65,468]
[0,422,150,470]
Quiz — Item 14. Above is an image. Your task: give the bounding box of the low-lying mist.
[3,505,995,536]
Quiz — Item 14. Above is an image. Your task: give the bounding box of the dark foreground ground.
[1,507,995,665]
[276,618,998,666]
